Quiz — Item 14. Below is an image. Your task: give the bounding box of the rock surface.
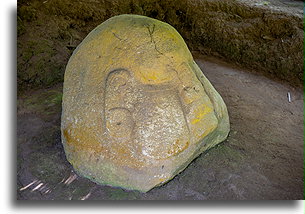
[61,14,229,192]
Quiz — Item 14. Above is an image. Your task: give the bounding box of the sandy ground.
[17,55,304,200]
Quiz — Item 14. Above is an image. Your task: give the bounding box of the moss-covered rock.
[61,15,229,192]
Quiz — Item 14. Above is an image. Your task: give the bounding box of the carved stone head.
[61,14,229,192]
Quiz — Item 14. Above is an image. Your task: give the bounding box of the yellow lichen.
[191,104,213,124]
[167,140,189,157]
[63,125,144,169]
[135,65,174,84]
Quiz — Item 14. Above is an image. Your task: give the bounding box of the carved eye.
[107,69,130,90]
[110,76,127,87]
[106,107,134,139]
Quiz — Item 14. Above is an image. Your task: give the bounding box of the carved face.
[99,56,220,168]
[61,15,229,192]
[62,62,218,168]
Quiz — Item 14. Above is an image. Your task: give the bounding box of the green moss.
[44,0,106,22]
[105,188,140,200]
[17,38,65,90]
[28,151,67,184]
[18,5,37,22]
[71,183,95,200]
[17,16,26,37]
[193,139,246,171]
[20,87,63,119]
[30,126,60,150]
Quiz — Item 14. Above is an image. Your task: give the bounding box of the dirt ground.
[17,55,304,200]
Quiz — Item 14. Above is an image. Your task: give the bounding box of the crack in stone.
[112,32,127,42]
[145,24,163,55]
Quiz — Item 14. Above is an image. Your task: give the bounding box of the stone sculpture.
[61,14,230,192]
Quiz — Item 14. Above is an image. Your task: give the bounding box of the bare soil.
[17,55,304,200]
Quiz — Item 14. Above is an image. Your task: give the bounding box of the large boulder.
[61,14,230,192]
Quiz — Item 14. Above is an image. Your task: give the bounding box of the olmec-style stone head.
[61,14,229,192]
